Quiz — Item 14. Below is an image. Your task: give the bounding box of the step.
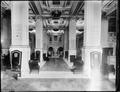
[19,71,89,78]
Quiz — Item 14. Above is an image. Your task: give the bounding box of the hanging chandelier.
[51,10,62,18]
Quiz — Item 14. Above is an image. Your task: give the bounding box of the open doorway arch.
[57,47,64,57]
[47,47,54,57]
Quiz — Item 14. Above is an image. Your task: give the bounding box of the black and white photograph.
[1,0,119,91]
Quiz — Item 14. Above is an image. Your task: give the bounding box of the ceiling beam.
[60,1,65,7]
[69,1,79,15]
[46,1,50,7]
[75,2,84,15]
[1,1,11,10]
[29,2,37,15]
[34,1,43,15]
[29,1,39,14]
[63,0,67,7]
[106,1,117,16]
[40,14,83,18]
[73,1,83,15]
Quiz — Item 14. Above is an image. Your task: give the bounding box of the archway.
[57,47,64,58]
[47,47,54,57]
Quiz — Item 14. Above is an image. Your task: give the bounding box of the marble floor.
[1,70,115,91]
[40,58,70,71]
[36,58,84,73]
[1,60,116,92]
[1,58,116,91]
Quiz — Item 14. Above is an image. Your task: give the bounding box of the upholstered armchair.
[29,52,40,73]
[43,53,49,62]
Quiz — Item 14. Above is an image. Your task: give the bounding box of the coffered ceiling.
[29,0,84,18]
[1,0,118,31]
[1,0,117,18]
[28,0,118,30]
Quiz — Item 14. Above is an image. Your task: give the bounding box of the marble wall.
[1,10,11,55]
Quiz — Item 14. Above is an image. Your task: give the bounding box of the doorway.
[57,47,64,58]
[47,47,54,58]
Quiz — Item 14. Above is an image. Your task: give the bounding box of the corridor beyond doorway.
[40,58,70,71]
[30,57,84,75]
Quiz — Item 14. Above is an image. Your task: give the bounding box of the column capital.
[69,17,77,22]
[83,46,102,50]
[83,46,103,54]
[36,15,43,20]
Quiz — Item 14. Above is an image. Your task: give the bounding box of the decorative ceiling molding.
[69,1,79,15]
[29,1,84,19]
[75,2,84,16]
[1,1,117,18]
[1,1,117,29]
[29,2,37,15]
[1,1,11,9]
[76,18,84,29]
[1,1,11,15]
[43,18,68,29]
[76,30,83,34]
[102,0,117,16]
[47,29,64,35]
[72,1,83,15]
[29,1,39,15]
[34,1,42,16]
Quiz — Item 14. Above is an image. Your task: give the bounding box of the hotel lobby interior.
[1,0,120,91]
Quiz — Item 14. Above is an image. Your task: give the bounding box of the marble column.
[35,18,45,67]
[69,19,76,66]
[10,1,30,77]
[43,29,48,54]
[64,28,69,58]
[83,1,102,77]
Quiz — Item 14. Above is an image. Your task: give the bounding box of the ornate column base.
[67,50,76,68]
[63,58,73,69]
[10,45,30,78]
[35,48,46,68]
[82,46,102,78]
